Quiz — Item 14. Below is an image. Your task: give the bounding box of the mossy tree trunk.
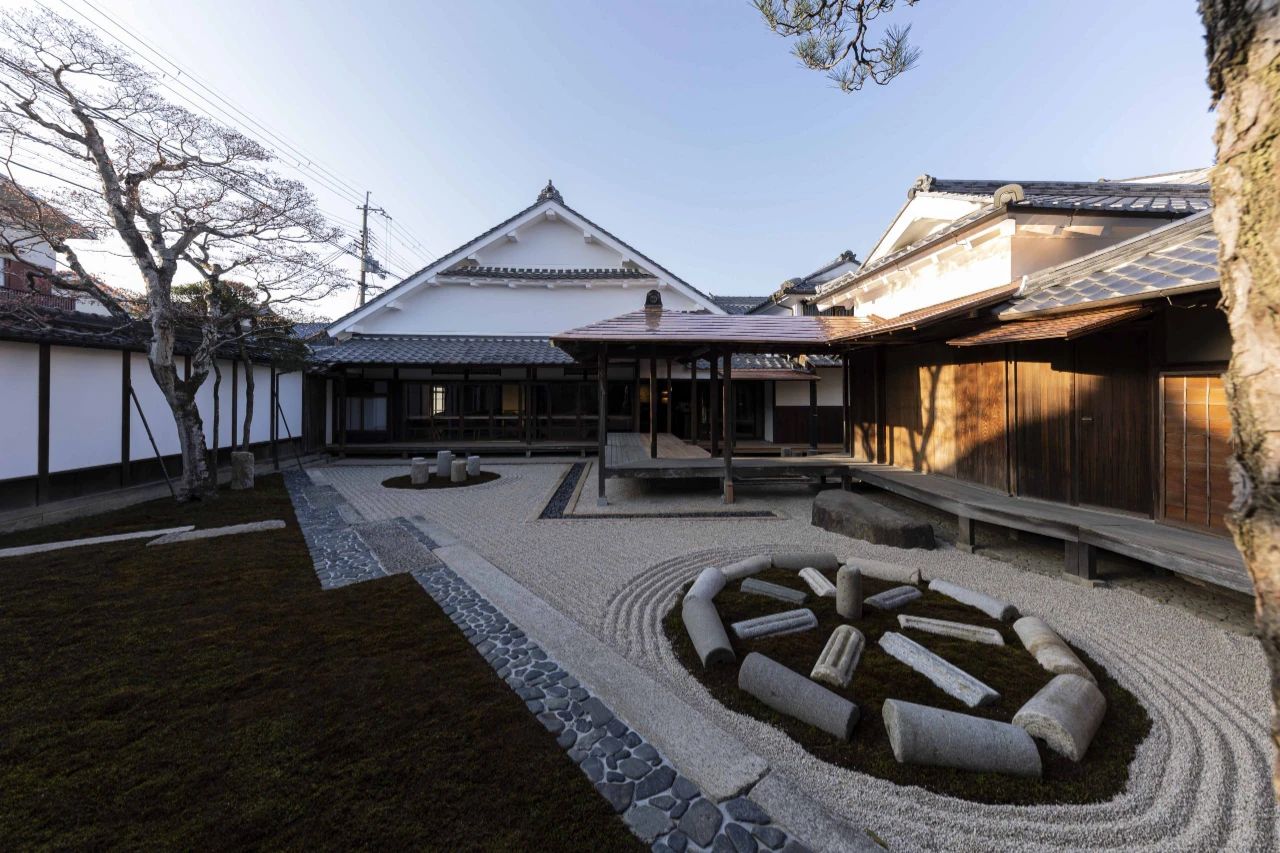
[1202,0,1280,796]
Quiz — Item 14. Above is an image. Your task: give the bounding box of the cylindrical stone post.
[882,699,1041,777]
[230,451,255,490]
[738,652,859,740]
[436,450,454,478]
[837,565,862,620]
[682,596,735,668]
[410,459,431,486]
[466,455,481,476]
[450,459,467,483]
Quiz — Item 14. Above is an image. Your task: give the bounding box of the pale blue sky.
[23,0,1217,314]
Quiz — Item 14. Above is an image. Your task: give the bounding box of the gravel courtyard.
[319,459,1279,852]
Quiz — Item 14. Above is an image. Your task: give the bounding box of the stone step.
[877,631,1000,707]
[928,579,1018,622]
[811,490,936,549]
[811,625,865,689]
[741,578,808,605]
[897,614,1005,646]
[864,585,922,611]
[799,567,836,598]
[730,608,818,641]
[882,699,1041,777]
[739,652,859,740]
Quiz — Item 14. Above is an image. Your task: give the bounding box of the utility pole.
[357,191,387,306]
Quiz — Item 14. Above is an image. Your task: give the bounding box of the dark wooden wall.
[772,406,844,444]
[954,349,1007,491]
[1012,341,1074,504]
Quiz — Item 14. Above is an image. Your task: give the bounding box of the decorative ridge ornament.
[907,174,935,199]
[993,183,1027,207]
[537,179,564,204]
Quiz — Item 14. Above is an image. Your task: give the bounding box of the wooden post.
[808,374,819,451]
[632,359,641,433]
[598,346,608,506]
[1064,539,1098,582]
[841,353,851,456]
[665,357,673,435]
[337,374,348,457]
[709,355,720,457]
[270,367,280,472]
[723,353,734,503]
[36,342,50,505]
[649,350,658,458]
[120,349,131,487]
[690,358,699,443]
[958,515,977,553]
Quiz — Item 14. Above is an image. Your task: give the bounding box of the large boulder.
[1013,673,1107,761]
[739,652,859,740]
[883,699,1041,778]
[811,490,935,549]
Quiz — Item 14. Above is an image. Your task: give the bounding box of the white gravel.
[320,461,1279,852]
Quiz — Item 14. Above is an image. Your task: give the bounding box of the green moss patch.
[382,471,501,490]
[663,568,1150,805]
[0,476,639,850]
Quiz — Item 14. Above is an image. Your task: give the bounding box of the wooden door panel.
[1161,372,1232,532]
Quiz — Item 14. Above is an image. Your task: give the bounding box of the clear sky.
[9,0,1217,316]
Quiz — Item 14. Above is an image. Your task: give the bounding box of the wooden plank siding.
[1012,341,1074,504]
[1161,372,1232,532]
[772,406,843,444]
[953,349,1008,491]
[1075,329,1153,514]
[847,349,880,462]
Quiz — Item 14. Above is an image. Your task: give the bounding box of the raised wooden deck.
[329,439,596,457]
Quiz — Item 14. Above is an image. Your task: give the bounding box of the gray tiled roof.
[312,334,576,365]
[436,266,654,280]
[710,295,769,314]
[772,251,861,297]
[1003,210,1219,316]
[693,353,841,370]
[291,322,332,341]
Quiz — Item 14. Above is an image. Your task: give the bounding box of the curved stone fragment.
[878,631,999,707]
[844,558,921,586]
[1013,616,1095,683]
[681,595,736,668]
[721,554,771,581]
[836,565,862,620]
[811,625,865,689]
[864,585,922,611]
[771,552,840,571]
[799,567,836,598]
[741,578,807,604]
[685,566,727,602]
[898,614,1005,646]
[1013,673,1107,761]
[731,608,817,640]
[928,579,1018,621]
[882,699,1041,778]
[739,652,859,740]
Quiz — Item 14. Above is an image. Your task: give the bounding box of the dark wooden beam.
[36,342,50,505]
[649,352,658,458]
[664,357,673,435]
[690,358,699,443]
[722,353,734,503]
[598,346,608,505]
[337,374,348,457]
[632,359,640,433]
[709,355,719,457]
[270,367,280,472]
[120,349,131,487]
[841,353,851,456]
[808,374,819,451]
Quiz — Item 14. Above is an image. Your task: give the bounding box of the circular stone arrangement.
[382,471,501,490]
[662,552,1147,805]
[383,452,500,490]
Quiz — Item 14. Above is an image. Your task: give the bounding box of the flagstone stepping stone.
[798,567,836,598]
[844,557,921,585]
[928,579,1018,621]
[679,798,723,848]
[1013,616,1096,683]
[410,458,431,485]
[739,652,859,740]
[811,490,935,549]
[722,554,770,580]
[836,564,862,620]
[147,520,286,546]
[435,450,454,477]
[0,525,195,559]
[878,631,999,707]
[450,459,467,482]
[682,596,736,668]
[730,609,817,641]
[882,699,1041,778]
[466,455,481,476]
[1013,673,1107,761]
[898,614,1005,646]
[771,551,839,571]
[741,578,807,604]
[811,625,865,689]
[685,567,727,602]
[864,585,922,611]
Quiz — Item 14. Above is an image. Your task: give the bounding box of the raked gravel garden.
[318,458,1280,852]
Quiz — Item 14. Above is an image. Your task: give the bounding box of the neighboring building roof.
[436,266,654,281]
[311,334,576,366]
[949,304,1149,346]
[0,178,94,241]
[831,282,1022,343]
[291,322,332,342]
[769,250,860,300]
[1002,210,1219,317]
[554,310,875,354]
[693,353,840,371]
[1109,167,1212,185]
[709,295,769,315]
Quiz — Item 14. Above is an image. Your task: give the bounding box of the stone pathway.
[284,466,811,852]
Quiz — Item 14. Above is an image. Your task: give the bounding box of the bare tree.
[0,9,347,500]
[755,0,920,92]
[1201,0,1280,795]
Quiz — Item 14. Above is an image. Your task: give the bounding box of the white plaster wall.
[773,369,842,407]
[195,360,230,449]
[49,346,121,472]
[129,352,181,458]
[0,341,39,479]
[474,217,627,267]
[836,235,1014,319]
[355,282,700,336]
[324,378,333,445]
[275,371,303,439]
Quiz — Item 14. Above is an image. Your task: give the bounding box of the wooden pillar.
[841,353,852,456]
[664,357,673,435]
[270,367,280,472]
[36,342,50,505]
[649,350,658,458]
[632,359,641,432]
[709,355,720,457]
[597,346,609,506]
[120,349,131,487]
[722,353,734,503]
[690,359,699,443]
[957,515,977,553]
[337,374,348,457]
[1065,539,1098,582]
[808,375,819,451]
[873,345,886,464]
